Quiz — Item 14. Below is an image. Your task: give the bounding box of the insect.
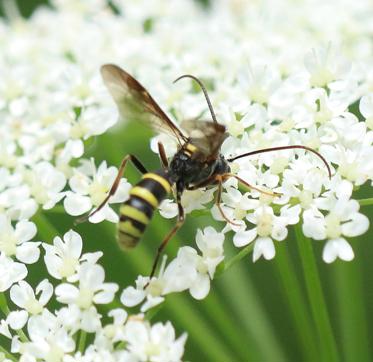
[81,64,331,282]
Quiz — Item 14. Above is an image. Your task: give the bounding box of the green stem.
[294,225,339,362]
[216,242,254,276]
[0,344,17,362]
[358,198,373,206]
[78,331,87,353]
[0,293,11,315]
[274,243,319,361]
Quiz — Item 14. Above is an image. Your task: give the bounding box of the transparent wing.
[181,119,228,161]
[101,64,188,143]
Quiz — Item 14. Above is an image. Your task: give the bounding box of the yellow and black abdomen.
[117,169,172,250]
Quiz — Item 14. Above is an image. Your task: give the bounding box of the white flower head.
[64,159,131,223]
[9,279,53,329]
[43,229,102,281]
[55,262,118,310]
[123,320,187,362]
[0,215,40,263]
[0,254,27,292]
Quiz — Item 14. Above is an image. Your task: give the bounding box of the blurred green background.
[2,1,373,362]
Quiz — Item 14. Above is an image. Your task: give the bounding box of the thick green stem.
[294,225,339,362]
[78,331,87,353]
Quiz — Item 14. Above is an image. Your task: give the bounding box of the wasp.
[81,64,331,281]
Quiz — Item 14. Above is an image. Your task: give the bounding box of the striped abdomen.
[117,169,172,250]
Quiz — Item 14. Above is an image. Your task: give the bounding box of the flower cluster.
[0,230,186,361]
[0,0,372,360]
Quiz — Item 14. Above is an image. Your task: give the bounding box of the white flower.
[167,227,224,300]
[64,159,131,223]
[19,310,75,360]
[234,205,300,262]
[360,93,373,130]
[0,254,27,292]
[304,44,351,88]
[0,215,40,263]
[159,188,215,219]
[123,320,187,362]
[43,229,102,281]
[0,185,38,221]
[303,179,369,262]
[22,161,67,209]
[95,308,128,348]
[55,262,118,309]
[9,279,53,328]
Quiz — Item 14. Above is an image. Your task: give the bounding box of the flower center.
[147,279,164,297]
[45,344,64,362]
[325,213,342,239]
[104,324,116,339]
[58,256,78,278]
[299,190,313,209]
[257,212,273,237]
[77,288,94,309]
[197,257,208,274]
[25,298,43,315]
[270,157,288,174]
[339,162,359,183]
[145,342,161,357]
[88,181,107,206]
[233,207,246,220]
[0,233,17,256]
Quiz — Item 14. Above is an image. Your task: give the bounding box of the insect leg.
[221,173,280,197]
[145,190,185,287]
[75,154,148,224]
[214,175,241,226]
[185,174,217,191]
[157,142,169,169]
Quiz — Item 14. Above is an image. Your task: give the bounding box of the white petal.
[140,296,165,312]
[159,199,178,219]
[120,287,146,307]
[335,180,353,200]
[10,281,32,308]
[93,283,118,304]
[55,284,79,304]
[322,238,354,263]
[109,179,131,203]
[7,310,28,330]
[63,230,83,258]
[64,193,91,216]
[341,213,369,237]
[233,228,257,247]
[271,223,288,241]
[36,279,53,306]
[16,242,41,264]
[359,94,373,118]
[0,320,11,338]
[69,174,90,194]
[253,237,275,262]
[80,263,105,289]
[15,220,37,243]
[189,273,210,300]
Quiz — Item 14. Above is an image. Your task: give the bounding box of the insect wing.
[101,64,187,143]
[181,120,228,161]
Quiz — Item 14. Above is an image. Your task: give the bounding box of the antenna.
[174,74,218,123]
